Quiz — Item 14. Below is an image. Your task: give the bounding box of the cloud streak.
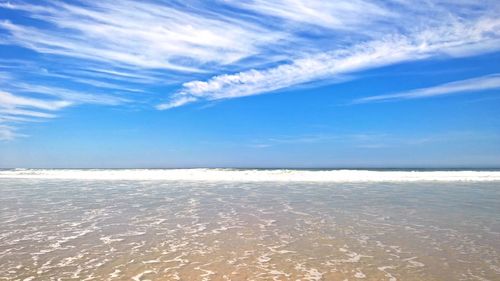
[0,0,499,139]
[0,90,66,140]
[0,0,292,139]
[0,67,130,138]
[0,1,283,71]
[0,124,22,141]
[0,91,70,111]
[353,74,500,103]
[158,17,500,109]
[226,0,392,30]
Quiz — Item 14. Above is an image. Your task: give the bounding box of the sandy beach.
[1,170,499,280]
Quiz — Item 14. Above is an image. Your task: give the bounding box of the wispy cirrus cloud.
[0,66,129,134]
[0,0,283,71]
[0,90,68,137]
[0,91,70,111]
[0,108,56,119]
[158,17,500,109]
[0,0,290,139]
[0,124,23,141]
[225,0,393,31]
[0,0,499,140]
[353,73,500,103]
[7,83,128,106]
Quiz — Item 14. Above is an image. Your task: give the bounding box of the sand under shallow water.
[0,172,499,280]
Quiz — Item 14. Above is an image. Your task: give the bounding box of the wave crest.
[1,169,500,182]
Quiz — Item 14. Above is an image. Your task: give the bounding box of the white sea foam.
[0,169,500,182]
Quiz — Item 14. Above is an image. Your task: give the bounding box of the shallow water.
[0,179,499,280]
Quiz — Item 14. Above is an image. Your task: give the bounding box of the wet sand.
[0,179,499,280]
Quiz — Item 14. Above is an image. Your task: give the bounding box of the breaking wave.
[1,169,500,182]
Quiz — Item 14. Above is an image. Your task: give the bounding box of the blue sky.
[0,0,499,168]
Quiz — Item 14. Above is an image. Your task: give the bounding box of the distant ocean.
[1,169,499,280]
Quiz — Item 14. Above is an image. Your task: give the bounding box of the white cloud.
[0,125,20,141]
[0,69,129,140]
[0,1,283,71]
[0,0,291,139]
[159,17,500,109]
[0,90,69,128]
[353,74,500,103]
[155,96,198,110]
[0,0,499,140]
[225,0,393,31]
[0,108,56,119]
[0,91,71,111]
[8,84,128,106]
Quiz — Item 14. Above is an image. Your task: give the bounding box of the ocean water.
[0,169,499,280]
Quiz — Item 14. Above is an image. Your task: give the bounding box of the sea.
[0,169,499,280]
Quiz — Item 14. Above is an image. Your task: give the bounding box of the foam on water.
[1,168,500,182]
[0,177,498,280]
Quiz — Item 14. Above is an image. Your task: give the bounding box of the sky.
[0,0,499,168]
